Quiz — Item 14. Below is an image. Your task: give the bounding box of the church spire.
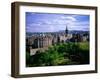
[65,25,68,35]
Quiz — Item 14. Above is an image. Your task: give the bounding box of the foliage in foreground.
[26,42,89,67]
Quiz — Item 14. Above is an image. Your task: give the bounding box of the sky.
[26,12,90,33]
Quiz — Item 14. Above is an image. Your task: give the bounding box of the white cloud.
[66,16,76,21]
[60,15,77,21]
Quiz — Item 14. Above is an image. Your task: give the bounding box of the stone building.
[33,36,53,48]
[26,25,89,55]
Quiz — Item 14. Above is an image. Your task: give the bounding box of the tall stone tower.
[65,25,68,36]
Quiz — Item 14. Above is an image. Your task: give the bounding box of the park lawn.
[78,42,89,50]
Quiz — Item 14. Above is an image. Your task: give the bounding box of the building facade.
[26,26,89,55]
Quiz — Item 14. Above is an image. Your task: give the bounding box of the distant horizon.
[26,29,89,33]
[26,12,90,33]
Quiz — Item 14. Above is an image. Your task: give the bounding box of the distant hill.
[26,30,89,37]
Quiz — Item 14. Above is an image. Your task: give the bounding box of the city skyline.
[26,12,90,33]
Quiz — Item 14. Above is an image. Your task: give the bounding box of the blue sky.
[26,12,90,32]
